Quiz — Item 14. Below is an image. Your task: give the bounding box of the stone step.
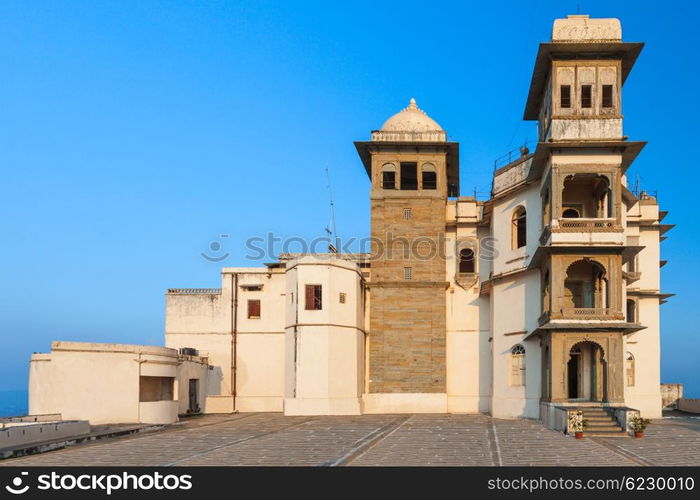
[585,425,623,432]
[583,415,617,422]
[586,431,629,438]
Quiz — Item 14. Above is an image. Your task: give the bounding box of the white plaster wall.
[445,217,491,413]
[491,185,541,275]
[490,271,542,419]
[29,343,179,425]
[165,333,232,401]
[176,359,210,414]
[235,333,285,411]
[283,257,364,415]
[624,296,662,418]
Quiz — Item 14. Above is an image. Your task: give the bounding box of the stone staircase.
[581,407,628,437]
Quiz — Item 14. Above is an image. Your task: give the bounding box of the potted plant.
[569,411,588,439]
[630,416,651,438]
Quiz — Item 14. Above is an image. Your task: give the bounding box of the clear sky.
[1,0,698,397]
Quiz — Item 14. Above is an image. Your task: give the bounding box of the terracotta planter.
[575,431,584,439]
[635,431,643,438]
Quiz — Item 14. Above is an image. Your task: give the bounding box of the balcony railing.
[557,218,616,232]
[562,307,614,318]
[167,288,222,295]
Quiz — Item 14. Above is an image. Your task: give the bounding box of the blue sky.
[0,0,698,397]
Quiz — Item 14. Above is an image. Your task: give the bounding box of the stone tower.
[525,15,647,406]
[355,99,459,410]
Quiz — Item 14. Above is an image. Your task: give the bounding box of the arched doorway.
[567,341,606,401]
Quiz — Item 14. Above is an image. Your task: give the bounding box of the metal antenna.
[325,166,340,253]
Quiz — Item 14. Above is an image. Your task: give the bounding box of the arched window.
[562,208,580,218]
[381,163,396,190]
[458,248,475,274]
[510,344,526,386]
[626,352,635,387]
[512,207,527,249]
[565,259,608,309]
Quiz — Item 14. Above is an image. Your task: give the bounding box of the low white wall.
[29,342,182,425]
[139,401,179,424]
[0,420,90,449]
[679,398,700,414]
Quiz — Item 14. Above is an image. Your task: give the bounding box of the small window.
[581,85,592,108]
[602,85,614,108]
[422,171,437,190]
[247,299,261,319]
[382,171,396,189]
[459,248,475,274]
[339,292,346,304]
[400,162,418,190]
[403,208,412,220]
[562,208,580,218]
[305,284,322,310]
[560,85,571,108]
[626,299,636,323]
[510,345,526,387]
[403,267,412,280]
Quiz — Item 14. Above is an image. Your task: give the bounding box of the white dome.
[380,98,443,132]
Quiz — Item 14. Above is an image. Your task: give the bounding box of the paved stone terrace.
[1,413,698,467]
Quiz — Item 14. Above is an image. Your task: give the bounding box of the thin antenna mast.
[325,166,340,253]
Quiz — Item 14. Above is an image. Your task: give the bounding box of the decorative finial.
[409,98,417,108]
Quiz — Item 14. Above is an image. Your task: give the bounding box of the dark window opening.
[247,299,260,319]
[581,85,592,108]
[139,376,174,402]
[626,299,636,323]
[400,162,418,190]
[305,284,322,310]
[562,208,580,218]
[602,84,613,108]
[422,171,437,190]
[560,85,571,108]
[513,208,527,249]
[382,171,396,189]
[459,248,475,273]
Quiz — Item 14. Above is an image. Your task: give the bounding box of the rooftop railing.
[167,288,222,295]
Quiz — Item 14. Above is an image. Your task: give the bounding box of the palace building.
[29,15,672,430]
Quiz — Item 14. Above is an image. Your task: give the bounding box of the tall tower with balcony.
[355,99,459,411]
[525,15,652,408]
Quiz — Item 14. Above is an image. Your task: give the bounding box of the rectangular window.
[247,299,260,319]
[602,84,613,108]
[560,85,571,108]
[305,284,322,310]
[403,208,412,220]
[422,170,437,189]
[382,171,395,189]
[339,292,346,304]
[403,267,412,280]
[581,85,592,108]
[400,162,418,190]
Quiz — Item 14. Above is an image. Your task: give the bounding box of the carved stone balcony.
[546,218,625,246]
[561,307,616,319]
[557,218,617,231]
[539,307,625,325]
